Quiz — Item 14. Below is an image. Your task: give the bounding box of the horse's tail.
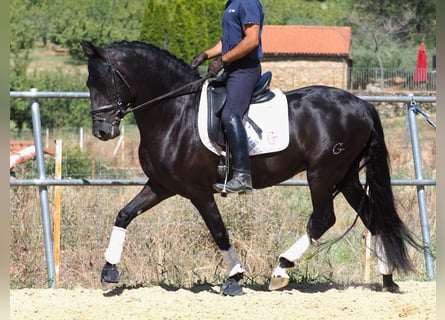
[364,103,420,273]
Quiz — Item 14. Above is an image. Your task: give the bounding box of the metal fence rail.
[10,178,436,187]
[10,90,436,287]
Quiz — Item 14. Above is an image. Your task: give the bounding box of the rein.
[90,53,211,126]
[123,74,211,116]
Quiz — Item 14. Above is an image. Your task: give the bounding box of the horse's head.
[82,42,135,141]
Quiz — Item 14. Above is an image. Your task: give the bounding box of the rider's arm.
[204,40,223,60]
[221,24,260,64]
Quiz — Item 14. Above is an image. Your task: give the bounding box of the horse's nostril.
[94,129,109,140]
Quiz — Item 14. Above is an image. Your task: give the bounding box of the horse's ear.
[81,41,106,60]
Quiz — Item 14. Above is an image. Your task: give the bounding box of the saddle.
[207,71,275,146]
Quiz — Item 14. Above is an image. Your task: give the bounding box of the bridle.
[90,55,136,127]
[90,54,211,127]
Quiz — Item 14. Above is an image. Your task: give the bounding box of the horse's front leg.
[101,182,172,286]
[191,196,245,296]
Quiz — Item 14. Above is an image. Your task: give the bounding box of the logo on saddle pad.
[198,80,289,156]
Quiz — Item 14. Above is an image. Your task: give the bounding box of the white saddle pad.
[197,81,289,156]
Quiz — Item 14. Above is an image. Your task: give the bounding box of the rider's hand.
[191,52,208,69]
[208,57,224,77]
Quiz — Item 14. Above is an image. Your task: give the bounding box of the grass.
[26,44,88,76]
[9,142,436,289]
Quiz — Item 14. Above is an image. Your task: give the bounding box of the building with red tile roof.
[260,25,353,90]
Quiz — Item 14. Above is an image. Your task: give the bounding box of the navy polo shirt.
[221,0,264,60]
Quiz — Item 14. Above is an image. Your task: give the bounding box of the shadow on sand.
[102,280,384,297]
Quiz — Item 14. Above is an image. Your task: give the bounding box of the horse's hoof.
[268,276,289,291]
[220,278,244,296]
[382,283,400,293]
[101,280,118,291]
[382,274,400,293]
[382,286,400,293]
[101,263,121,285]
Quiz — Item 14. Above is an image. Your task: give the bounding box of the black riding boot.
[214,115,253,194]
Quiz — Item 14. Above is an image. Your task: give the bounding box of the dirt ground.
[10,280,435,320]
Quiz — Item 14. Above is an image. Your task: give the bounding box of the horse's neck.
[128,49,200,135]
[135,70,193,107]
[133,85,199,135]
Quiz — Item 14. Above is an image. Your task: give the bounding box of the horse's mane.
[106,40,201,79]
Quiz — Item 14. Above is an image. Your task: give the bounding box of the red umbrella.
[413,42,428,83]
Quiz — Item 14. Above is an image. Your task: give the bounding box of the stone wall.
[261,57,350,91]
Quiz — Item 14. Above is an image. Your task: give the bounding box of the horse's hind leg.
[101,182,172,287]
[269,233,311,290]
[338,171,400,293]
[270,174,336,290]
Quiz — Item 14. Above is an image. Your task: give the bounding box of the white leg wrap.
[375,234,394,275]
[271,234,311,280]
[279,233,311,262]
[220,246,245,277]
[104,226,127,264]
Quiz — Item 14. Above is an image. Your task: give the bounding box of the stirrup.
[214,172,253,195]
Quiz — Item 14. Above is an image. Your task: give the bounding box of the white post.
[121,125,125,162]
[79,127,83,151]
[45,128,49,149]
[53,139,63,286]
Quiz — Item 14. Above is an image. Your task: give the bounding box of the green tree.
[10,64,32,133]
[344,0,436,85]
[140,0,223,64]
[10,0,38,132]
[140,0,169,49]
[262,0,348,25]
[45,0,145,60]
[10,0,91,131]
[202,0,225,48]
[166,1,196,61]
[406,0,436,47]
[11,69,91,131]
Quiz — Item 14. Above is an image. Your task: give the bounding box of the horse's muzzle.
[93,121,120,141]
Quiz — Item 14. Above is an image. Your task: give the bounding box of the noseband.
[90,55,135,127]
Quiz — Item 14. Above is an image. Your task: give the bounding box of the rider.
[191,0,264,194]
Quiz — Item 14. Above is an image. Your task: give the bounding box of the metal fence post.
[30,88,57,288]
[406,96,435,280]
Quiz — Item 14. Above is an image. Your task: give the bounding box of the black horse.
[82,40,419,296]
